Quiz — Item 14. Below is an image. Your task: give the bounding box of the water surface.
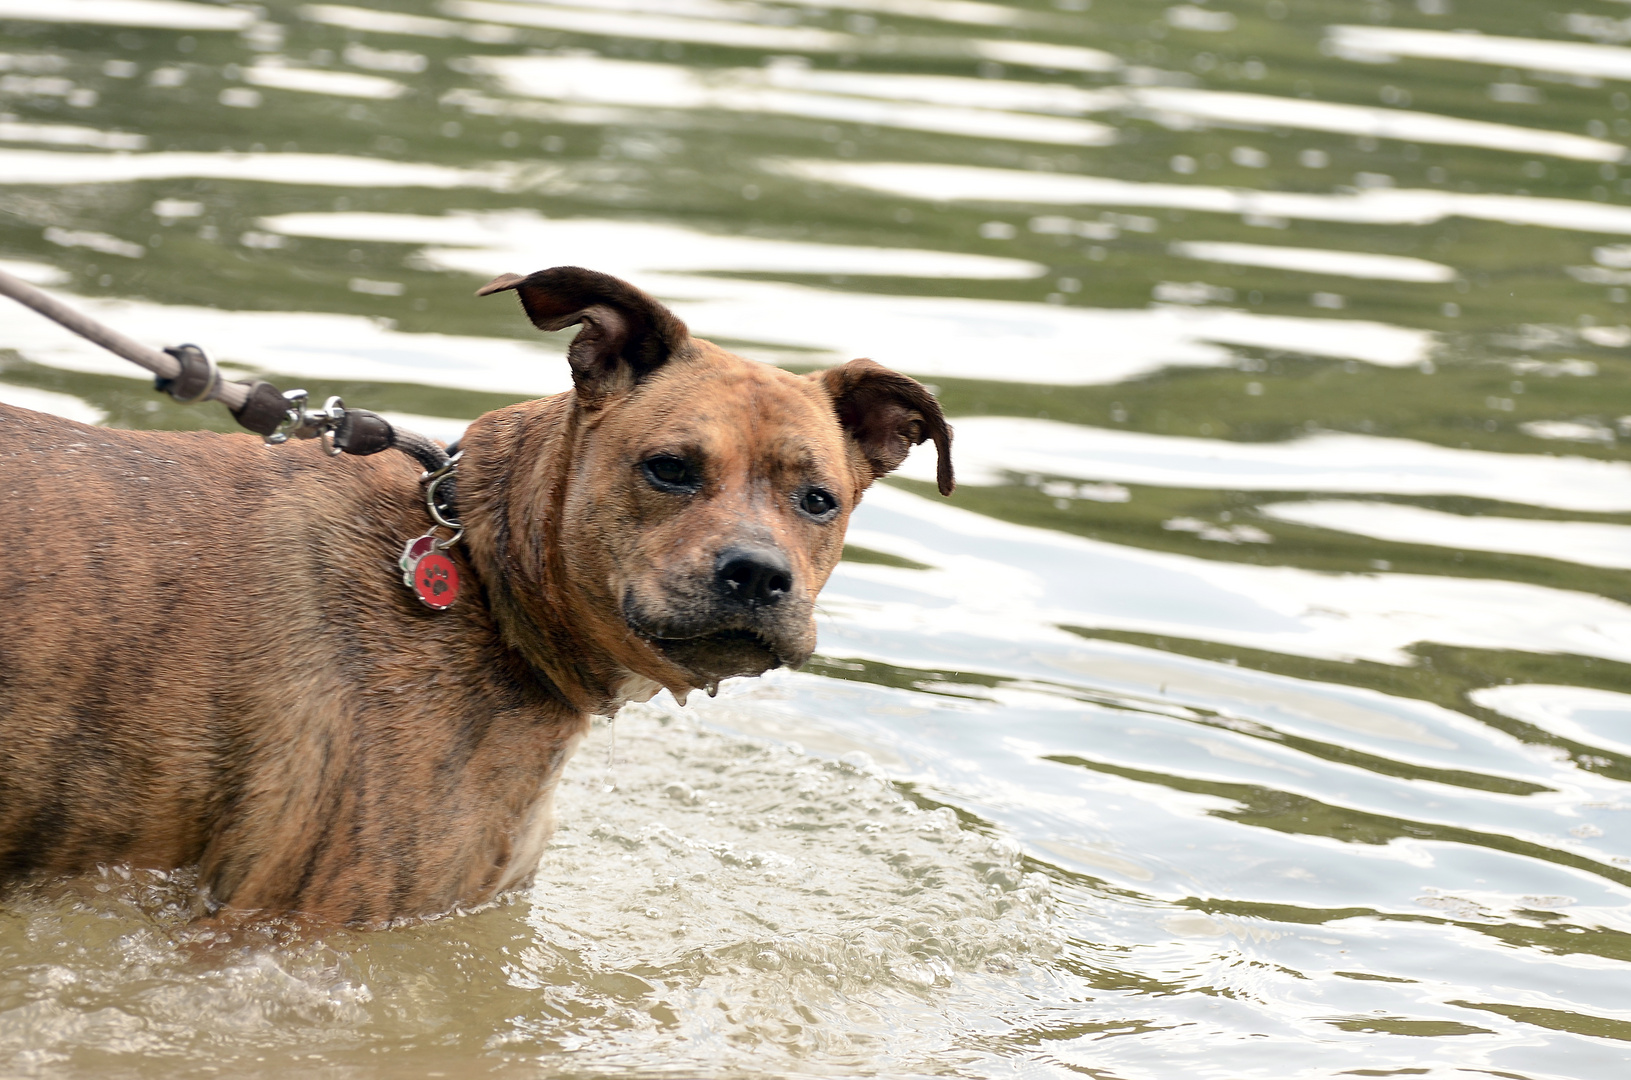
[4,1,1631,1077]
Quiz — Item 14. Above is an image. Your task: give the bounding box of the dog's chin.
[639,627,785,684]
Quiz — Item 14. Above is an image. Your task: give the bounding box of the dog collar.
[399,452,463,610]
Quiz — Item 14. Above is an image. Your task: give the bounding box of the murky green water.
[5,1,1631,1076]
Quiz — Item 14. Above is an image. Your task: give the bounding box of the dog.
[0,266,953,926]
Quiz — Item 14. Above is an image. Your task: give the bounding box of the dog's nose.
[715,546,793,607]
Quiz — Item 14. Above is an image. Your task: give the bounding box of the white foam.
[774,159,1631,235]
[0,149,515,189]
[474,55,1116,146]
[1260,500,1631,570]
[442,0,1117,71]
[807,0,1048,30]
[1167,4,1234,32]
[521,0,1048,30]
[965,39,1119,73]
[756,64,1118,114]
[1171,241,1455,283]
[465,0,793,22]
[890,416,1631,513]
[0,120,147,151]
[1130,86,1626,163]
[1521,419,1617,445]
[242,61,407,100]
[300,3,519,42]
[0,0,253,30]
[441,0,854,51]
[0,258,69,286]
[0,383,106,426]
[44,227,144,259]
[1328,24,1631,84]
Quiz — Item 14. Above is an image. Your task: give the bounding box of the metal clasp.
[266,391,347,455]
[420,451,463,549]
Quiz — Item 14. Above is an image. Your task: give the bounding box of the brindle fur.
[0,267,952,925]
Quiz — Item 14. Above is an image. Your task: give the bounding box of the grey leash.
[1,266,468,609]
[0,266,454,475]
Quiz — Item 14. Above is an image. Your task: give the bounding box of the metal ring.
[314,396,346,456]
[265,389,309,445]
[419,449,461,483]
[425,474,461,529]
[418,450,463,550]
[423,451,463,531]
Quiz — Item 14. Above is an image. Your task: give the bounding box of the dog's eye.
[641,455,699,493]
[798,487,840,520]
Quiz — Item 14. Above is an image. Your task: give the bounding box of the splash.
[0,706,1057,1077]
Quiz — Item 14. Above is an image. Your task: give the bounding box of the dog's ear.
[813,359,954,496]
[478,266,689,405]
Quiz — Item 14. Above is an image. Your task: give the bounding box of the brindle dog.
[0,267,952,925]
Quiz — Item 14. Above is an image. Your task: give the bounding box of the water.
[3,1,1631,1076]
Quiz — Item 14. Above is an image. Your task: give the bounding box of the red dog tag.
[412,550,459,610]
[400,534,437,587]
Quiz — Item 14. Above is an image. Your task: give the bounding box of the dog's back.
[0,402,574,920]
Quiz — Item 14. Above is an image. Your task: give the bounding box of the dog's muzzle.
[623,546,814,682]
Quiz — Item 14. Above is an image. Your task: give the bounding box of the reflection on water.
[4,0,1631,1077]
[1262,499,1631,570]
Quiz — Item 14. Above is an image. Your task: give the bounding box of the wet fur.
[0,267,952,925]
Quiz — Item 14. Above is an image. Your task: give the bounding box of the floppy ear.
[813,358,954,496]
[478,266,689,406]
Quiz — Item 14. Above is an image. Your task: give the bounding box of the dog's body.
[0,268,951,925]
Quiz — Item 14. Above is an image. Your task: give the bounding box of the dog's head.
[468,266,953,707]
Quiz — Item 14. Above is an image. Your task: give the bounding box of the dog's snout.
[715,546,793,607]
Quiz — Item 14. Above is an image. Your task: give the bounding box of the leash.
[0,266,466,610]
